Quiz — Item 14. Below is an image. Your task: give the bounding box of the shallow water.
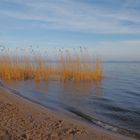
[2,62,140,138]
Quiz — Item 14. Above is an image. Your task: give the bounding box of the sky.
[0,0,140,60]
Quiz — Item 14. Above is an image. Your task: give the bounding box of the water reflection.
[93,81,102,97]
[59,80,102,97]
[5,79,102,97]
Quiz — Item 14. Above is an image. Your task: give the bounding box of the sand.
[0,87,135,140]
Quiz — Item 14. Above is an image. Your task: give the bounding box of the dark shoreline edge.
[0,81,139,140]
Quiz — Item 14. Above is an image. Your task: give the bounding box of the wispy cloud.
[0,0,140,33]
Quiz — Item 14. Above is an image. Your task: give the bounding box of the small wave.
[90,99,129,113]
[125,90,140,97]
[67,106,118,131]
[66,107,140,139]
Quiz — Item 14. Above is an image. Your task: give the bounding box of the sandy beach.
[0,87,135,140]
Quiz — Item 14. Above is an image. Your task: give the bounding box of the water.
[1,62,140,139]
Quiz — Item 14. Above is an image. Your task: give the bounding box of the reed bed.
[0,48,103,82]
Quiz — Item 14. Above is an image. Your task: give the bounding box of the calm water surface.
[3,62,140,138]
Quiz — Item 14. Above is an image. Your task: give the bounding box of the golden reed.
[0,48,103,82]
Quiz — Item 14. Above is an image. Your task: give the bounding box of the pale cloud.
[0,0,140,33]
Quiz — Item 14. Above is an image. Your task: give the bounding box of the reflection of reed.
[59,81,101,97]
[93,81,102,97]
[0,47,103,82]
[61,81,90,96]
[61,80,102,97]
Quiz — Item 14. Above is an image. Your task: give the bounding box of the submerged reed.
[0,48,103,82]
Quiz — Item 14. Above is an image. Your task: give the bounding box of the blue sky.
[0,0,140,60]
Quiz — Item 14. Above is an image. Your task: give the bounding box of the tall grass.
[0,48,103,82]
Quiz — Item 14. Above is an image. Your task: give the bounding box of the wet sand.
[0,87,135,140]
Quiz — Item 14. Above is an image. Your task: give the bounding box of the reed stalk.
[0,48,103,82]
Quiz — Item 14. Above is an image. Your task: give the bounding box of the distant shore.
[0,87,134,140]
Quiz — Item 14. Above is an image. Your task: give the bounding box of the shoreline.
[0,87,135,140]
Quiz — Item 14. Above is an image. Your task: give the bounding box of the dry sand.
[0,87,135,140]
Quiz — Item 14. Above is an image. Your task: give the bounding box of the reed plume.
[0,47,103,82]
